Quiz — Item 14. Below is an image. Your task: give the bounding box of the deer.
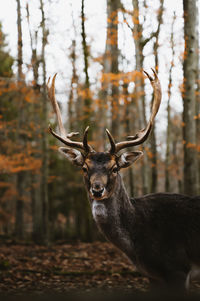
[47,70,200,292]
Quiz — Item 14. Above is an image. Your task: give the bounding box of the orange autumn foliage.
[0,153,42,174]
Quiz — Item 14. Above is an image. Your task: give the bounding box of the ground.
[0,241,148,294]
[0,241,199,295]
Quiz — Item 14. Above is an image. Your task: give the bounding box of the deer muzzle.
[90,181,105,198]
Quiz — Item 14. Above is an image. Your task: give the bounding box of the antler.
[47,74,93,153]
[106,69,162,154]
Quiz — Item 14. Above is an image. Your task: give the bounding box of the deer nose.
[91,182,105,197]
[92,188,105,198]
[93,182,102,190]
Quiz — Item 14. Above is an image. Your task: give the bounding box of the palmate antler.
[47,74,93,154]
[106,69,162,154]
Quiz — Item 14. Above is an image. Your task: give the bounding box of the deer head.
[47,70,161,201]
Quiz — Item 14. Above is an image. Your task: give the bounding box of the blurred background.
[0,0,199,244]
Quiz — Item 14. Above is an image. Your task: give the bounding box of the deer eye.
[82,167,88,173]
[112,167,118,174]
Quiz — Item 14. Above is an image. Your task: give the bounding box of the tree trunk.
[16,0,23,81]
[197,65,200,194]
[15,172,25,240]
[165,13,175,192]
[26,3,39,90]
[195,22,200,195]
[26,2,43,243]
[68,39,78,131]
[81,0,93,241]
[150,0,164,193]
[81,0,92,135]
[40,0,49,244]
[165,101,171,192]
[110,0,120,138]
[97,0,120,150]
[123,82,135,196]
[183,0,199,196]
[15,0,25,240]
[132,0,149,194]
[31,172,42,243]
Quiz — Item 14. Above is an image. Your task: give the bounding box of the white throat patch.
[92,200,108,222]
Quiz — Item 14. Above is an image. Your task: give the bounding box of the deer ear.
[59,147,84,166]
[118,151,143,169]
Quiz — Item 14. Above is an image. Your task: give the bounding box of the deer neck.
[90,174,135,256]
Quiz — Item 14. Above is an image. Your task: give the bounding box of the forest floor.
[0,241,200,297]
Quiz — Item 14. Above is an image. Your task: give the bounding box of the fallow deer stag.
[47,70,200,292]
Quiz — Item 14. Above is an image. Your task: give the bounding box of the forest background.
[0,0,199,244]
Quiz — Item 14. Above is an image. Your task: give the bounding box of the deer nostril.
[94,183,101,190]
[92,188,104,197]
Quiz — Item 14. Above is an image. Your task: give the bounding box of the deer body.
[88,156,200,289]
[47,70,200,291]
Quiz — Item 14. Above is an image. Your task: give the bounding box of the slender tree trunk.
[132,0,149,194]
[31,90,43,243]
[123,82,135,196]
[109,0,120,138]
[195,25,200,195]
[31,172,42,242]
[15,0,25,240]
[15,174,25,239]
[68,12,78,132]
[81,0,93,241]
[16,0,23,81]
[165,13,175,192]
[26,3,39,89]
[26,2,43,243]
[197,65,200,194]
[81,0,92,134]
[40,0,49,243]
[183,0,199,196]
[72,11,82,134]
[150,0,164,193]
[97,0,119,150]
[172,134,182,193]
[165,103,171,192]
[68,39,78,131]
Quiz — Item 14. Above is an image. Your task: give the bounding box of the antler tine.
[113,69,161,153]
[47,74,67,138]
[47,74,93,153]
[106,129,116,154]
[83,126,93,153]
